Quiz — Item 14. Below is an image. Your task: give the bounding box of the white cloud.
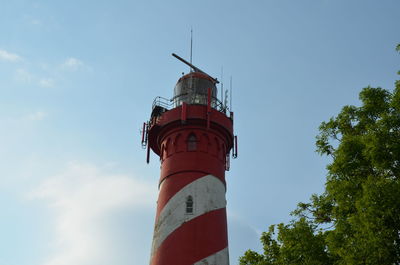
[62,57,84,71]
[31,19,42,25]
[0,49,22,62]
[14,70,56,88]
[15,68,33,82]
[26,111,47,121]
[228,210,262,236]
[227,211,264,263]
[29,162,156,265]
[39,78,55,87]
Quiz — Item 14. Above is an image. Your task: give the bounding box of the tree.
[239,218,333,265]
[240,48,400,265]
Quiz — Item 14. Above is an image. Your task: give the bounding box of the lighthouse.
[142,53,237,265]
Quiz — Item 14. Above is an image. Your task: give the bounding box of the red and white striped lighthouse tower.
[142,53,237,265]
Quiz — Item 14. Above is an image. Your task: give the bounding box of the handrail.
[152,96,173,111]
[151,95,230,116]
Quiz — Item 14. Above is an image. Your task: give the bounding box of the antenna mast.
[221,66,224,107]
[190,28,193,67]
[230,76,233,111]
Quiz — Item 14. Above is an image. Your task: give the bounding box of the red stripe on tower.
[145,55,235,265]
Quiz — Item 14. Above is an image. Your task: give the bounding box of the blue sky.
[0,0,399,264]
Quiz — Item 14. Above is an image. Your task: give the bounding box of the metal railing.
[152,96,173,111]
[151,95,230,116]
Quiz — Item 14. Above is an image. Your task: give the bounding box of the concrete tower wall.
[150,175,228,265]
[148,91,234,265]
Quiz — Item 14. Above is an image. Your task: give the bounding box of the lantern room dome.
[173,72,218,108]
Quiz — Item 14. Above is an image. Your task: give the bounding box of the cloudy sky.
[0,0,399,264]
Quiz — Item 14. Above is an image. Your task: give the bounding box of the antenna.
[221,66,224,107]
[230,76,233,111]
[172,53,219,84]
[190,28,193,66]
[224,89,228,110]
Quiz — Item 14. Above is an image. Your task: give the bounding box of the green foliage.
[239,47,400,265]
[239,219,332,265]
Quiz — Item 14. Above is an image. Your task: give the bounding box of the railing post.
[207,87,211,129]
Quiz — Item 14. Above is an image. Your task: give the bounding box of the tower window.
[186,196,193,214]
[187,134,197,151]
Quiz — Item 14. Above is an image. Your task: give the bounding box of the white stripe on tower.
[150,174,227,259]
[193,247,229,265]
